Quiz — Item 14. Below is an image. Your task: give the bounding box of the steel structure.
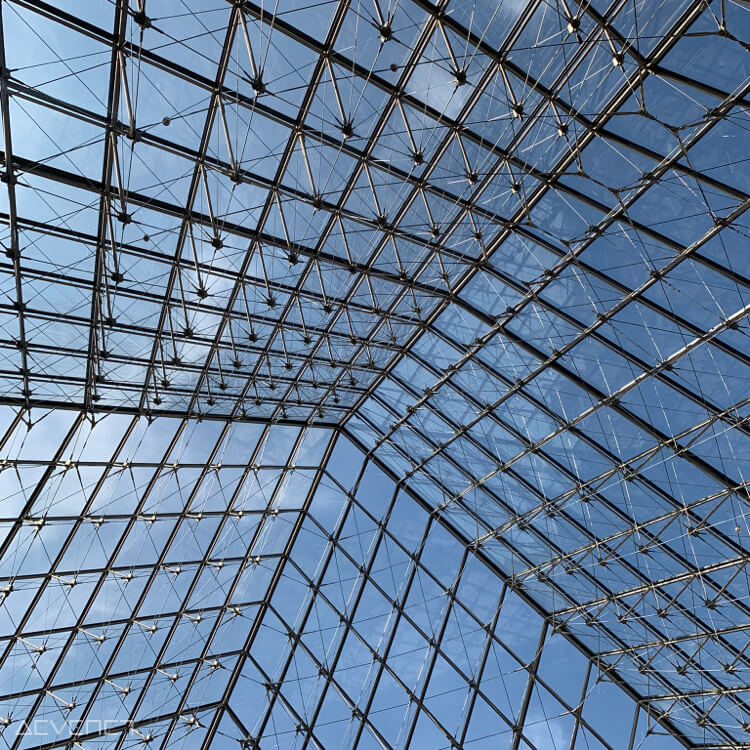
[0,0,748,748]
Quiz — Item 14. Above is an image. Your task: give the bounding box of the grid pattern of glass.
[0,0,749,748]
[0,408,334,748]
[0,418,686,749]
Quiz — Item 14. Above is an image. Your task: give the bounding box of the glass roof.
[0,413,686,749]
[0,0,749,747]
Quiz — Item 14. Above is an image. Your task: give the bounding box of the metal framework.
[0,409,695,749]
[0,0,748,747]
